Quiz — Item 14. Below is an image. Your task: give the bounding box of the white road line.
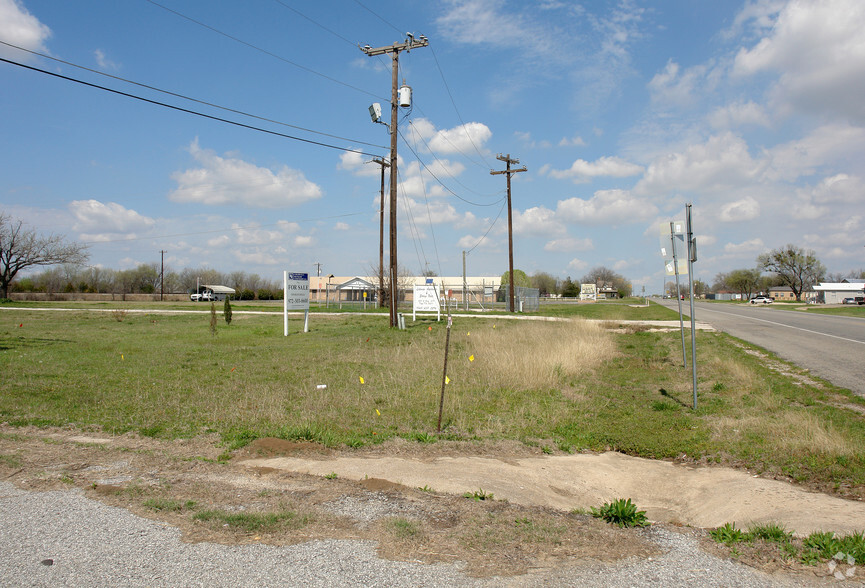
[695,306,865,346]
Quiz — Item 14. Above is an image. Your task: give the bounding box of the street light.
[326,274,334,309]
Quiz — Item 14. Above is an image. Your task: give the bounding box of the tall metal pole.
[462,250,467,311]
[686,203,698,410]
[370,157,389,309]
[362,35,428,327]
[491,154,527,312]
[671,222,687,368]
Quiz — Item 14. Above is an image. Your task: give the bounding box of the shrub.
[590,498,650,528]
[223,297,232,325]
[257,289,273,301]
[239,289,255,300]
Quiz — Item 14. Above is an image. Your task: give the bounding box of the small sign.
[284,272,310,310]
[413,283,441,321]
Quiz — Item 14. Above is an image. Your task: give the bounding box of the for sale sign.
[284,272,309,310]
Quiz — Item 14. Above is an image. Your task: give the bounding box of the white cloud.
[707,101,770,129]
[548,156,643,183]
[69,200,155,239]
[93,49,119,71]
[732,0,865,123]
[636,133,764,196]
[435,0,553,55]
[766,124,865,182]
[724,238,765,255]
[648,60,715,108]
[234,248,289,266]
[544,237,594,252]
[567,258,588,271]
[0,0,51,61]
[334,222,350,231]
[170,139,322,208]
[557,189,658,225]
[558,135,586,147]
[293,235,314,247]
[719,197,760,222]
[416,120,492,155]
[511,206,565,236]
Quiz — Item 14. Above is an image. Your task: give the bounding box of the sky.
[1,0,864,292]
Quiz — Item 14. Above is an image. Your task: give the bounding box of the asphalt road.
[656,299,865,396]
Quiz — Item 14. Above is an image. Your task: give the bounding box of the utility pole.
[490,154,527,312]
[362,33,429,327]
[369,156,390,308]
[160,250,166,301]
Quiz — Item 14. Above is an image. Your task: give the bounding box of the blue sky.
[2,0,863,290]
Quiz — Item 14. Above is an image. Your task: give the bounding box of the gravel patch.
[1,481,831,587]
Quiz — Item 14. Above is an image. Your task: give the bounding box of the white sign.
[284,272,310,310]
[413,284,441,321]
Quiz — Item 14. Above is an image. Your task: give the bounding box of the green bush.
[590,498,649,528]
[239,289,255,300]
[257,289,273,301]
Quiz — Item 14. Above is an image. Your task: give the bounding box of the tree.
[725,268,762,300]
[581,266,632,298]
[757,244,826,301]
[0,213,89,298]
[498,269,531,302]
[561,277,579,298]
[531,271,559,297]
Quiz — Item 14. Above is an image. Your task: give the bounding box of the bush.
[257,289,273,301]
[590,498,649,528]
[239,289,255,300]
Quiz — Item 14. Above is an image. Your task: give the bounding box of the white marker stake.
[284,270,288,337]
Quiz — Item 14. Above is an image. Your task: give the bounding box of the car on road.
[842,298,856,305]
[189,291,215,302]
[750,295,773,304]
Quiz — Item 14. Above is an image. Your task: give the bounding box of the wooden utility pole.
[490,154,527,312]
[361,34,429,327]
[370,157,390,308]
[160,250,166,301]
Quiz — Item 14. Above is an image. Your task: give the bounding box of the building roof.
[813,282,864,292]
[203,285,236,294]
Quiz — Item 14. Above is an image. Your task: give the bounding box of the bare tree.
[0,213,89,298]
[757,244,825,301]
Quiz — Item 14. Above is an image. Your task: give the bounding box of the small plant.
[590,498,649,528]
[541,445,553,454]
[143,498,196,512]
[223,297,232,325]
[59,473,74,485]
[409,431,437,444]
[463,488,494,501]
[387,517,421,539]
[193,509,309,533]
[324,472,338,479]
[803,531,842,559]
[111,309,128,322]
[209,302,217,336]
[749,522,791,544]
[418,485,433,493]
[710,522,746,545]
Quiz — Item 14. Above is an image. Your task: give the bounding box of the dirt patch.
[0,424,860,581]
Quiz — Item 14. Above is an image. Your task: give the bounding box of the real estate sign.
[413,283,441,321]
[284,271,310,335]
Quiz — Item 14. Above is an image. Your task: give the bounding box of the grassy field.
[1,301,864,496]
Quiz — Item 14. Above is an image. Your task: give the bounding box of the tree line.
[503,266,634,298]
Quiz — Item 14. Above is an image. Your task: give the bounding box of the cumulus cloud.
[732,0,865,123]
[0,0,51,61]
[511,206,565,236]
[636,133,764,196]
[567,258,588,271]
[557,189,658,225]
[410,118,492,155]
[766,124,865,182]
[548,156,643,183]
[648,60,716,108]
[69,200,155,240]
[544,237,594,252]
[170,139,322,208]
[719,197,760,222]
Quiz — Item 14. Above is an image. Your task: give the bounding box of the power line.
[398,127,506,207]
[144,0,387,100]
[352,0,404,35]
[466,198,508,255]
[429,44,494,169]
[0,56,385,158]
[0,40,387,151]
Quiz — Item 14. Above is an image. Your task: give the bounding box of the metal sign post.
[685,204,698,410]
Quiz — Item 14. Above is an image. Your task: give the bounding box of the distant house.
[202,284,235,301]
[813,280,864,304]
[768,286,795,301]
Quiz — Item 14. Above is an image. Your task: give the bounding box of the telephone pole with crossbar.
[490,154,527,312]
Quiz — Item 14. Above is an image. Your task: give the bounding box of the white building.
[812,279,864,304]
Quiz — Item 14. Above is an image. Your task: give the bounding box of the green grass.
[709,523,865,565]
[193,508,311,533]
[1,305,864,494]
[590,498,649,528]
